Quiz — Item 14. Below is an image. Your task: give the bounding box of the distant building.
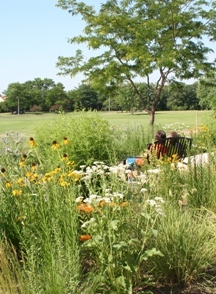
[0,95,7,102]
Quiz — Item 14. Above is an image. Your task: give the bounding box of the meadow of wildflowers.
[1,112,216,293]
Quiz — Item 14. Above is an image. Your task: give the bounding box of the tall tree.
[72,84,103,110]
[197,77,216,110]
[56,0,216,125]
[4,78,68,112]
[166,82,200,110]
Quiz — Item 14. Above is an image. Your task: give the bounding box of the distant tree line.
[0,77,215,113]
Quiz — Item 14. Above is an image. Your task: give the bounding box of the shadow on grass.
[132,112,163,116]
[27,112,59,115]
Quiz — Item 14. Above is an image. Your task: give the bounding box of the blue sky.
[0,0,99,94]
[0,0,215,95]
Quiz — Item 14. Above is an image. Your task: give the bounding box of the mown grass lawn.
[0,110,211,136]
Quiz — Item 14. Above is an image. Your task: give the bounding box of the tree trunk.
[149,110,155,126]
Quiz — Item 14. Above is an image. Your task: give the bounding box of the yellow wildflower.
[52,167,61,174]
[51,140,60,150]
[59,180,69,187]
[67,160,75,166]
[16,178,24,184]
[19,159,26,167]
[16,178,26,187]
[29,137,37,148]
[63,137,69,145]
[5,181,12,188]
[62,154,69,161]
[41,175,53,183]
[25,171,32,178]
[26,172,38,182]
[12,190,22,196]
[31,163,37,171]
[68,171,82,181]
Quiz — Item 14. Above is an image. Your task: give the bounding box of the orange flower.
[98,200,106,207]
[79,235,91,241]
[121,202,128,207]
[77,203,94,213]
[109,202,118,207]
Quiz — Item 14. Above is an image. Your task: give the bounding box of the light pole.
[17,96,19,115]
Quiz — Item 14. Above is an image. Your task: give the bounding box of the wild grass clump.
[148,206,216,284]
[0,240,27,294]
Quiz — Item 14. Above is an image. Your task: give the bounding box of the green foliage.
[71,84,104,110]
[4,78,69,112]
[197,78,216,110]
[166,82,200,110]
[2,119,216,293]
[32,111,124,167]
[56,0,216,125]
[78,192,163,293]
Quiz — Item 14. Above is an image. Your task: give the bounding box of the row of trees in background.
[1,77,216,113]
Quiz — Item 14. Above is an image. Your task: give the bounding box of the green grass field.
[0,110,211,137]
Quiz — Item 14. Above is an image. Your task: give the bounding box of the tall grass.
[148,206,216,284]
[0,111,216,293]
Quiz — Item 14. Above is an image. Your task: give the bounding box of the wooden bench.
[147,136,193,160]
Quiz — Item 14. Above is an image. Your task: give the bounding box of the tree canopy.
[56,0,216,125]
[197,77,216,110]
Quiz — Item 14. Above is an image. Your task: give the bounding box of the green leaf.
[112,241,128,249]
[110,219,120,231]
[140,248,164,261]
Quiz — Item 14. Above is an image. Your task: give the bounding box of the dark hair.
[168,131,179,138]
[155,130,166,141]
[168,131,179,145]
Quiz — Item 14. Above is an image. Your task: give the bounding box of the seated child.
[167,131,184,159]
[127,130,168,180]
[150,130,169,159]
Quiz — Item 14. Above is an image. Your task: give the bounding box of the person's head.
[155,130,166,141]
[168,131,179,145]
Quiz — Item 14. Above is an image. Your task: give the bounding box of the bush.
[32,111,121,168]
[29,111,151,169]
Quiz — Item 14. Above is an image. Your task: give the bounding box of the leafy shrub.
[32,111,122,168]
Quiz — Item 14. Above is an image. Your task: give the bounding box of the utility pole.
[17,96,19,115]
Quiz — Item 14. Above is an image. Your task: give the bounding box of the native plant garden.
[1,112,216,293]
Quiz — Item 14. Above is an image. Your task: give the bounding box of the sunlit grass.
[0,110,211,136]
